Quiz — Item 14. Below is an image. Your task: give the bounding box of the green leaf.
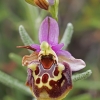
[0,70,31,95]
[60,23,73,49]
[69,94,92,100]
[19,25,34,53]
[74,80,100,90]
[9,53,22,66]
[72,70,92,82]
[19,25,34,45]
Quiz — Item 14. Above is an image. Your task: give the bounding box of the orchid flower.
[18,17,86,100]
[25,0,55,10]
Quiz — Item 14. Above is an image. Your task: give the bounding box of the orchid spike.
[19,17,86,100]
[25,0,55,10]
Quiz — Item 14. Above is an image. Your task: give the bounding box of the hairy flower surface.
[25,0,54,10]
[21,17,86,100]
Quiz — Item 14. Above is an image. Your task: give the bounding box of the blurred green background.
[0,0,100,100]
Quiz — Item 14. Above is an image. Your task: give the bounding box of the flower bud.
[25,0,55,10]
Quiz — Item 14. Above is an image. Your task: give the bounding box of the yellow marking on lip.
[61,80,65,87]
[33,72,52,89]
[28,63,37,71]
[27,61,65,90]
[32,64,64,89]
[58,63,65,71]
[39,90,49,99]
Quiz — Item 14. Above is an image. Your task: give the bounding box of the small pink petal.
[31,44,40,52]
[66,58,86,71]
[39,17,59,45]
[56,50,72,58]
[52,43,64,51]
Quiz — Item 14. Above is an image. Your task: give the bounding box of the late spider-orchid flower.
[19,17,86,100]
[25,0,55,10]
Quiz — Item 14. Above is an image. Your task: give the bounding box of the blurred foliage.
[0,0,100,100]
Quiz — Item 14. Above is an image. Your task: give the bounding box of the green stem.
[49,0,59,21]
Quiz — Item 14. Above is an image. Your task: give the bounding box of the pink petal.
[31,44,40,52]
[39,17,59,45]
[52,43,64,51]
[48,0,55,5]
[58,50,86,71]
[56,50,72,57]
[66,58,86,71]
